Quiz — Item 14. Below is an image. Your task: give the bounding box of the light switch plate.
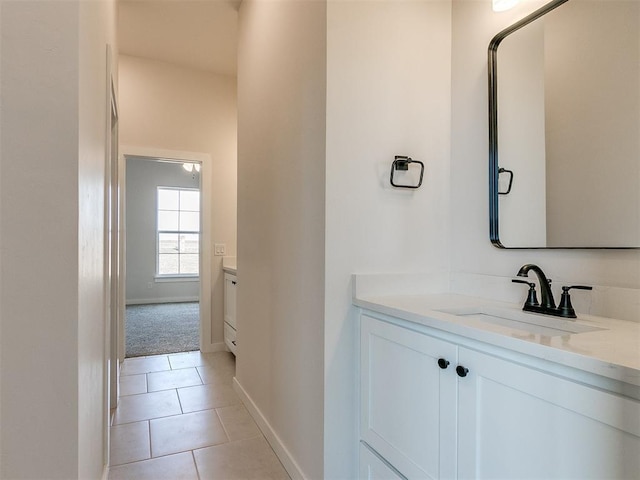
[214,243,226,256]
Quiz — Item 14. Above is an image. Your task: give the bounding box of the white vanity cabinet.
[360,315,457,479]
[360,313,640,480]
[224,272,237,355]
[359,441,404,480]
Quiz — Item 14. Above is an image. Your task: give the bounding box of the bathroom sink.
[436,305,605,337]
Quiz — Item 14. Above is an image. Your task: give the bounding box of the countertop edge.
[354,294,640,389]
[222,256,237,275]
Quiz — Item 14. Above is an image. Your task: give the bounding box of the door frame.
[120,145,215,354]
[108,82,119,408]
[104,45,119,470]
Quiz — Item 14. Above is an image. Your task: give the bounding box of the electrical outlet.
[147,282,153,289]
[214,243,226,256]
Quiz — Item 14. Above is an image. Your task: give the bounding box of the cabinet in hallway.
[224,272,237,355]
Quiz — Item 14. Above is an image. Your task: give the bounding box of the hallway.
[109,351,290,479]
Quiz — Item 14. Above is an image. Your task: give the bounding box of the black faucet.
[512,264,592,319]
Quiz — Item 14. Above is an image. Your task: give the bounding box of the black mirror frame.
[488,0,571,249]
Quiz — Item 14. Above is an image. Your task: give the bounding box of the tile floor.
[108,351,290,480]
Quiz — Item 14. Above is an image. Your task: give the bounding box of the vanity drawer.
[224,321,237,355]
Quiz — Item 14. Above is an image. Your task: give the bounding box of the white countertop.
[222,256,237,275]
[354,292,640,387]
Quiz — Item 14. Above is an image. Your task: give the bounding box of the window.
[157,187,200,276]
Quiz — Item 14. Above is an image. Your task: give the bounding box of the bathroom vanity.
[351,0,640,476]
[355,286,640,479]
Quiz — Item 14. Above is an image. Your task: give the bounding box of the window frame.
[155,186,201,279]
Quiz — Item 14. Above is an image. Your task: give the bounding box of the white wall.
[237,2,452,478]
[1,3,80,477]
[118,55,237,346]
[325,2,452,477]
[125,158,200,304]
[236,1,327,478]
[451,0,640,315]
[0,0,116,478]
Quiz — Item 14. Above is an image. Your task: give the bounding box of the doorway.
[121,148,214,358]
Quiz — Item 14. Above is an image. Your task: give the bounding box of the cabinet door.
[224,273,237,329]
[457,348,640,479]
[360,442,405,480]
[224,321,237,356]
[361,315,458,479]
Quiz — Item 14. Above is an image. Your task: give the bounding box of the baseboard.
[200,341,228,354]
[233,378,307,480]
[126,296,199,305]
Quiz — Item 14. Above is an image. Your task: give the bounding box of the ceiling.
[118,0,240,76]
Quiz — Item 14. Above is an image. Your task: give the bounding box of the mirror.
[489,0,640,248]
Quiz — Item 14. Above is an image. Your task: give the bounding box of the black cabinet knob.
[456,365,469,378]
[437,358,450,369]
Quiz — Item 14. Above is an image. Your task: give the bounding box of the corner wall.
[325,2,452,476]
[236,1,327,478]
[237,2,453,478]
[0,0,117,477]
[1,3,80,477]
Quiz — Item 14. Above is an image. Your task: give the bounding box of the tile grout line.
[148,419,153,459]
[112,448,203,469]
[214,407,232,445]
[195,366,205,385]
[176,387,185,415]
[112,409,189,427]
[112,388,191,426]
[191,450,202,480]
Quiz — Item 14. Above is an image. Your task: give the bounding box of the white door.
[360,315,458,479]
[457,347,640,479]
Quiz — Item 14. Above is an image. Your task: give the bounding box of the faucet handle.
[512,279,539,308]
[562,285,593,291]
[558,285,593,318]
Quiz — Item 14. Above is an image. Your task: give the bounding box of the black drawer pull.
[456,365,469,378]
[437,358,450,369]
[231,340,236,346]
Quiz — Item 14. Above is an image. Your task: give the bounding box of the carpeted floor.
[125,302,200,357]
